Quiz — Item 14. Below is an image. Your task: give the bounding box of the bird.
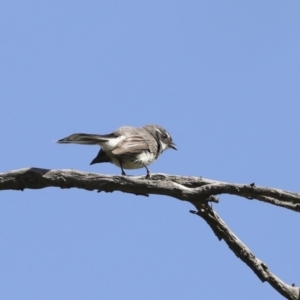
[56,124,176,177]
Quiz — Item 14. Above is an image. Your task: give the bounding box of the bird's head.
[144,124,177,152]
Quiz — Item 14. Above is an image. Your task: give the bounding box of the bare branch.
[1,167,300,298]
[190,206,300,300]
[0,168,211,203]
[1,168,300,210]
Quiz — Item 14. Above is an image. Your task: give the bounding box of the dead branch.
[1,167,300,299]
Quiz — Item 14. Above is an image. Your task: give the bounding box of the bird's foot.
[145,170,151,179]
[144,165,151,179]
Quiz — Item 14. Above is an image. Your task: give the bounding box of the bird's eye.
[163,134,168,139]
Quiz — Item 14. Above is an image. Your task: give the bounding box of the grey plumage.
[56,124,176,177]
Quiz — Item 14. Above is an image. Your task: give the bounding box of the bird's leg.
[118,158,126,176]
[144,165,151,179]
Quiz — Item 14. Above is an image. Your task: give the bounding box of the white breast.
[109,151,156,169]
[136,151,156,166]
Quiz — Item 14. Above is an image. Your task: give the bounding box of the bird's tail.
[56,133,117,145]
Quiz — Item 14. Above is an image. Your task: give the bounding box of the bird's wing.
[112,135,150,155]
[56,133,118,145]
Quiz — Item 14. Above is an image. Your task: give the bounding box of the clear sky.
[1,1,300,299]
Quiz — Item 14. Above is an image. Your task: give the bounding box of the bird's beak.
[169,143,177,150]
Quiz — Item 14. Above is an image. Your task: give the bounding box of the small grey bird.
[56,124,176,177]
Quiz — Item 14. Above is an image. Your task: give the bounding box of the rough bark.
[1,167,300,299]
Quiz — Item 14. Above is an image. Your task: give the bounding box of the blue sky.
[1,1,300,299]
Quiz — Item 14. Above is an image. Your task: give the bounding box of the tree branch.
[1,167,300,299]
[191,206,300,300]
[1,168,300,209]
